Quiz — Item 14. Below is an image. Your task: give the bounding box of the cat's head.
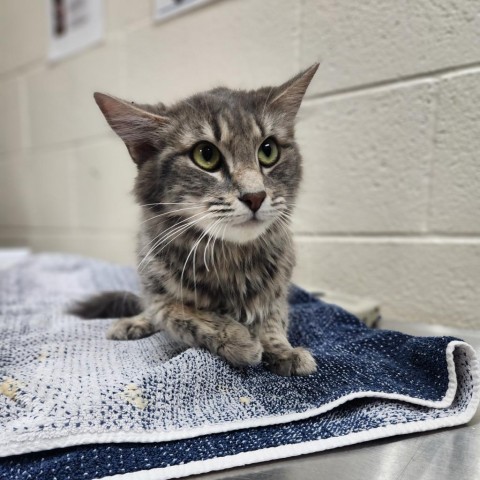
[94,64,318,244]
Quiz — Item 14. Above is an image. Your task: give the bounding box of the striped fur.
[76,64,319,376]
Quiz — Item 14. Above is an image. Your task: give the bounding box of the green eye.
[258,137,279,167]
[191,142,221,171]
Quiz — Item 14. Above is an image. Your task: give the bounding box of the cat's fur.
[70,64,319,376]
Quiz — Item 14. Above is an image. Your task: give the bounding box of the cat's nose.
[239,191,266,213]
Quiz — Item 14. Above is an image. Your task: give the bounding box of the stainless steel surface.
[195,322,480,480]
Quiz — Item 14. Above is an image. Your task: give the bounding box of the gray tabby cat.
[71,64,319,376]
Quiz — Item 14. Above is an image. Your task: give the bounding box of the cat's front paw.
[216,323,263,368]
[264,347,317,376]
[107,316,154,340]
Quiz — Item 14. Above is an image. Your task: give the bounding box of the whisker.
[209,220,224,280]
[139,210,207,255]
[139,214,211,278]
[192,242,198,308]
[279,211,293,222]
[138,212,212,272]
[203,219,223,272]
[140,206,202,224]
[180,218,221,313]
[261,86,274,120]
[203,222,217,272]
[204,220,222,274]
[139,202,196,207]
[220,221,228,266]
[276,216,294,250]
[209,207,234,212]
[153,213,213,259]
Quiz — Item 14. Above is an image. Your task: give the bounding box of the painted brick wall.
[0,0,479,327]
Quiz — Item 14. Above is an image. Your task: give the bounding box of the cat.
[70,63,319,376]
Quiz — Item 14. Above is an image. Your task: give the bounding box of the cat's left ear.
[269,63,319,120]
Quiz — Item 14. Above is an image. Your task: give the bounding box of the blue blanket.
[0,255,478,480]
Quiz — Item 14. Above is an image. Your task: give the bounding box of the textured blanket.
[0,254,478,480]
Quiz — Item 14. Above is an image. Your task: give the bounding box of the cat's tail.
[68,291,143,319]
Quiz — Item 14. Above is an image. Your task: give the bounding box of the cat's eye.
[258,137,279,167]
[191,142,222,171]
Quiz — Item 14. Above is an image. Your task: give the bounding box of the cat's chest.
[140,234,292,323]
[208,249,289,319]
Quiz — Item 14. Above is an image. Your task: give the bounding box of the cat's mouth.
[222,214,276,243]
[240,215,262,225]
[237,217,262,227]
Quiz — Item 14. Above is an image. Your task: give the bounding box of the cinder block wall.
[0,1,479,327]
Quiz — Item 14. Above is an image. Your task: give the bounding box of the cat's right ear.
[94,92,168,165]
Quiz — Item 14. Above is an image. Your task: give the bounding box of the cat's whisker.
[139,218,194,255]
[280,216,293,227]
[192,244,198,308]
[140,206,202,224]
[257,228,270,250]
[200,97,215,129]
[184,101,202,116]
[140,222,200,276]
[261,86,274,120]
[141,221,199,276]
[276,211,290,221]
[139,210,207,256]
[208,220,224,279]
[277,215,291,224]
[276,216,294,250]
[138,212,212,272]
[190,219,216,308]
[220,222,228,266]
[203,220,218,272]
[180,218,221,313]
[153,211,213,258]
[273,199,295,209]
[209,207,234,213]
[138,202,196,208]
[277,217,292,237]
[205,219,224,272]
[153,213,214,259]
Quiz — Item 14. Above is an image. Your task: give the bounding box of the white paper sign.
[154,0,217,22]
[48,0,104,62]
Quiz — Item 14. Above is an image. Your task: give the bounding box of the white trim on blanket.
[100,398,479,480]
[101,339,480,479]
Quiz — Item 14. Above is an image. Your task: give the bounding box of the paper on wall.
[48,0,104,62]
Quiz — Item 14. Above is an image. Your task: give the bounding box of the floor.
[197,320,480,480]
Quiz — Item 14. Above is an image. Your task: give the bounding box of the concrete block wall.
[0,0,479,327]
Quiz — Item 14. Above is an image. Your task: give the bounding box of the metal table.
[198,321,480,480]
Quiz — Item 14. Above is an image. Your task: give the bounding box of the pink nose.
[239,191,266,213]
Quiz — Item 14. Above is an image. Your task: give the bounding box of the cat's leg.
[259,301,317,376]
[106,296,164,340]
[107,314,155,340]
[106,298,262,367]
[261,324,317,376]
[160,303,263,367]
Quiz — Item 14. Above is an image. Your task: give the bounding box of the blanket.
[0,254,478,479]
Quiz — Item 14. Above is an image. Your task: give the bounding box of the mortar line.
[0,226,138,236]
[424,80,441,234]
[293,233,480,244]
[304,60,480,102]
[1,227,479,242]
